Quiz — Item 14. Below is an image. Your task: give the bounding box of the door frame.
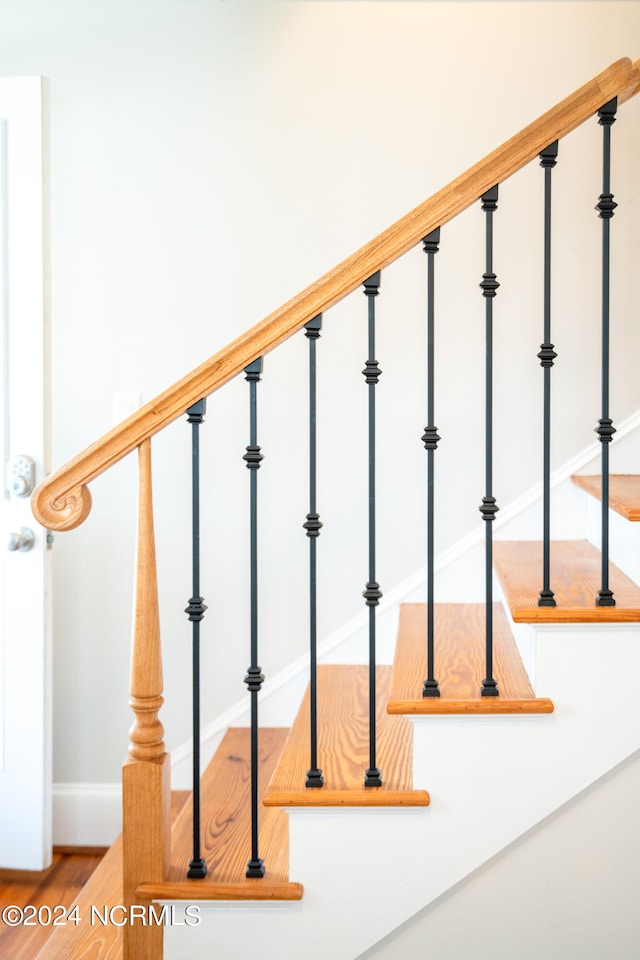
[0,75,52,870]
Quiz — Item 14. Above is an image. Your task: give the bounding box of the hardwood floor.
[0,850,105,960]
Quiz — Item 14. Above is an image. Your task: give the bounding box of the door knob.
[7,527,35,552]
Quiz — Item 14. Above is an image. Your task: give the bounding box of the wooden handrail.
[32,57,640,532]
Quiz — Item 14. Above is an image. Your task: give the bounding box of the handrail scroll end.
[31,481,92,531]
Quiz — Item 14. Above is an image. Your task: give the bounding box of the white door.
[0,76,51,870]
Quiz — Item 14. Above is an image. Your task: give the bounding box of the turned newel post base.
[122,755,171,960]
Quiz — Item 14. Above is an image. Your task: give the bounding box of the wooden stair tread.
[263,665,430,807]
[32,790,189,960]
[387,603,553,714]
[572,474,640,521]
[138,728,303,901]
[494,540,640,622]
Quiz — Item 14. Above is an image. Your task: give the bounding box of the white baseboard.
[53,782,121,847]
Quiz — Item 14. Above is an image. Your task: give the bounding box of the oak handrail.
[32,57,640,532]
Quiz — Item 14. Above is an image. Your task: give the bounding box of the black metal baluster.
[185,399,207,879]
[243,357,266,877]
[362,271,383,786]
[538,142,559,608]
[422,228,441,698]
[304,315,324,788]
[595,98,617,607]
[479,186,500,697]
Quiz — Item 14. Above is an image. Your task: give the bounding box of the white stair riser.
[165,623,640,960]
[164,426,640,959]
[584,493,640,584]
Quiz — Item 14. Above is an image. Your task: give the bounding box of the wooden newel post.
[123,439,170,960]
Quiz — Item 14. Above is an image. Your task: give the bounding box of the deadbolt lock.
[9,455,36,498]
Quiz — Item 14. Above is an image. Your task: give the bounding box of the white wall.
[357,750,640,960]
[0,1,638,788]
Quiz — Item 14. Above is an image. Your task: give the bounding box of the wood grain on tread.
[138,728,303,901]
[263,665,430,807]
[387,603,553,714]
[494,540,640,622]
[572,474,640,521]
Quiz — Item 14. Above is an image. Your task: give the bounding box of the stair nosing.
[264,664,428,808]
[136,879,304,901]
[262,788,430,807]
[494,539,640,624]
[164,727,297,893]
[387,602,552,716]
[386,697,554,715]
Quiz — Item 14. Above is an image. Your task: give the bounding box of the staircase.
[31,59,640,960]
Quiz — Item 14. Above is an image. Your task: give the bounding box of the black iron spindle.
[243,357,266,877]
[538,142,559,608]
[362,271,383,786]
[185,399,207,879]
[479,186,500,697]
[421,228,441,698]
[303,315,324,788]
[595,98,617,607]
